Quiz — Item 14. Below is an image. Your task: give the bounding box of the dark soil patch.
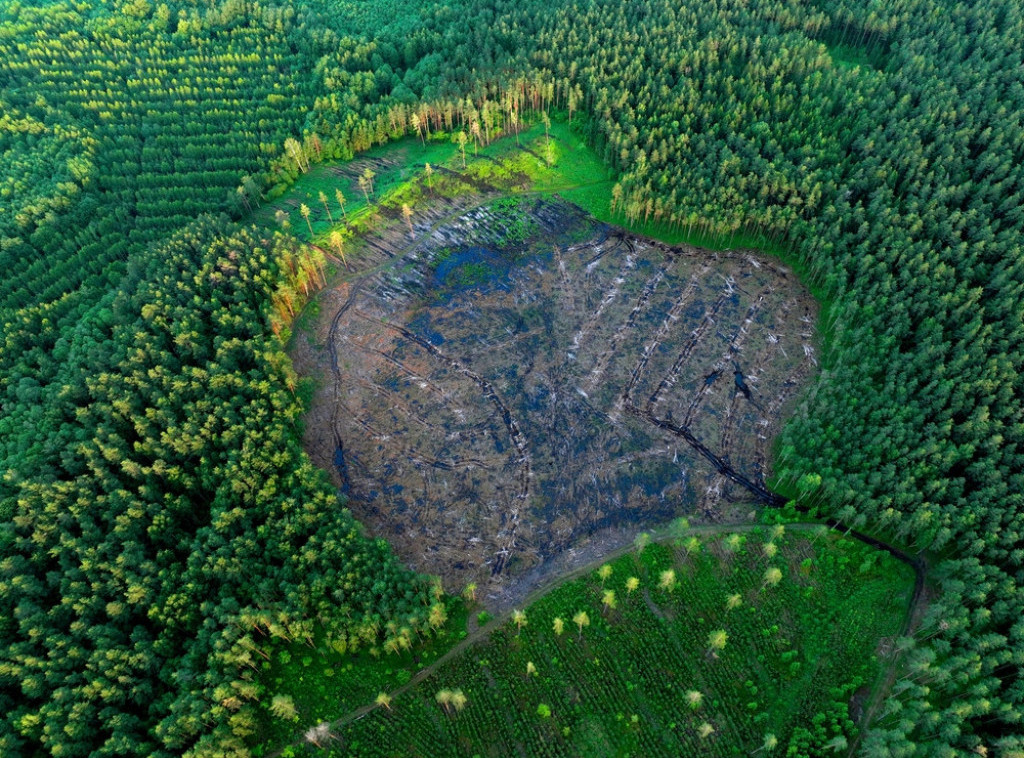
[295,195,819,602]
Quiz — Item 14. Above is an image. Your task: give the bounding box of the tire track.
[667,282,773,431]
[646,289,730,413]
[681,365,725,427]
[353,310,532,575]
[570,246,638,354]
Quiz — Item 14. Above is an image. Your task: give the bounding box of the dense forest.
[1,0,1023,755]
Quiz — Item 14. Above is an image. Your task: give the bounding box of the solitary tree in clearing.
[512,609,527,636]
[435,689,453,713]
[329,230,348,270]
[318,190,333,224]
[402,203,414,237]
[526,661,537,677]
[762,567,783,590]
[450,689,467,713]
[685,690,703,710]
[424,162,434,190]
[625,577,640,596]
[659,568,677,592]
[698,722,715,740]
[470,120,481,153]
[299,203,313,236]
[456,130,468,168]
[462,582,477,604]
[597,564,612,585]
[552,616,565,636]
[335,188,348,221]
[707,629,728,657]
[726,593,743,611]
[763,541,779,560]
[602,589,616,614]
[573,610,590,640]
[375,692,392,710]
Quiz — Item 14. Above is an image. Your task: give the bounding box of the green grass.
[256,135,461,242]
[827,42,882,70]
[304,528,913,757]
[254,601,469,752]
[256,124,883,756]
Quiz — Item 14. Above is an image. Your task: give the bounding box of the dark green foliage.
[0,216,429,756]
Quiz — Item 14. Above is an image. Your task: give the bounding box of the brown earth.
[292,193,818,605]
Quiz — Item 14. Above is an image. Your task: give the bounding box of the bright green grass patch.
[514,121,792,258]
[827,42,883,71]
[306,528,912,757]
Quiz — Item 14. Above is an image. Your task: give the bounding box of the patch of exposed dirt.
[294,193,818,603]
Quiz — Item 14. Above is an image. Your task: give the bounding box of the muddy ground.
[292,189,818,608]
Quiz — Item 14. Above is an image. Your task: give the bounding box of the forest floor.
[283,128,820,607]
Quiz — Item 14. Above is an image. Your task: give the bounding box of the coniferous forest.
[1,0,1023,756]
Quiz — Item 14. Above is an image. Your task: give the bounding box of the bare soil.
[293,193,818,604]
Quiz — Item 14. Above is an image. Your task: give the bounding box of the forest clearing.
[244,125,913,756]
[284,126,819,605]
